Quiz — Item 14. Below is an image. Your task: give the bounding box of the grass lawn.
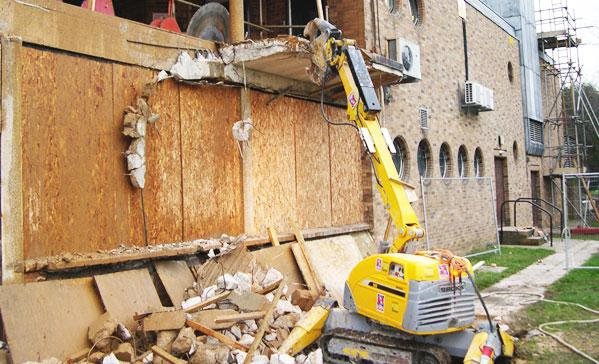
[516,254,599,363]
[468,247,554,290]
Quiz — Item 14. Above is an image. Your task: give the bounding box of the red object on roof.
[81,0,115,16]
[150,16,182,33]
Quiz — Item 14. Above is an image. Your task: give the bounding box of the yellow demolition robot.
[278,19,514,363]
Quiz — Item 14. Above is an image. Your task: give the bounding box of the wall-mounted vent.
[529,120,543,144]
[419,107,429,129]
[464,81,494,111]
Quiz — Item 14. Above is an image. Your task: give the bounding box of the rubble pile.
[24,244,323,364]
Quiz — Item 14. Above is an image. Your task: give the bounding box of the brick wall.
[358,0,532,253]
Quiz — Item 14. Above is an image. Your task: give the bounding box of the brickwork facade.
[355,0,534,253]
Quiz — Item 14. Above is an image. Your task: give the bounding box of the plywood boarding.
[154,260,195,308]
[21,47,125,258]
[94,268,163,329]
[0,278,103,363]
[294,100,332,229]
[180,85,243,239]
[329,113,365,226]
[251,92,298,232]
[144,79,184,243]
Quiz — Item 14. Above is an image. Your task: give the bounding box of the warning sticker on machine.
[348,92,358,108]
[438,264,449,279]
[376,293,385,312]
[375,258,383,271]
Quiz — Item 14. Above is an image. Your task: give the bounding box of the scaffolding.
[536,0,599,232]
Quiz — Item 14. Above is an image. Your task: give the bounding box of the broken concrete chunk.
[130,165,146,189]
[243,319,258,333]
[272,315,294,330]
[137,98,150,118]
[190,342,215,364]
[127,153,144,171]
[251,354,269,364]
[156,330,178,352]
[136,117,147,137]
[305,348,323,364]
[264,332,277,342]
[239,333,254,346]
[217,273,238,290]
[171,327,196,356]
[261,268,284,288]
[102,353,119,364]
[201,285,218,300]
[229,291,267,312]
[233,272,253,294]
[232,119,253,142]
[88,313,119,353]
[270,353,295,364]
[128,138,146,158]
[123,113,139,128]
[230,325,242,339]
[114,342,135,362]
[275,299,300,316]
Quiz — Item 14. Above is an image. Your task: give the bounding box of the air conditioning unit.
[399,39,421,81]
[464,81,494,112]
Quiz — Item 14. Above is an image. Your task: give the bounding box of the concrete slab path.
[474,239,599,322]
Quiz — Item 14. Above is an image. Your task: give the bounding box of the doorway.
[494,158,509,225]
[531,171,542,227]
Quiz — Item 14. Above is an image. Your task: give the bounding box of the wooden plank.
[183,291,231,313]
[143,310,186,331]
[186,319,249,351]
[290,243,318,294]
[0,278,104,363]
[251,244,304,292]
[243,223,371,247]
[145,79,184,243]
[154,260,195,308]
[329,113,365,226]
[290,221,324,294]
[267,226,281,246]
[243,280,285,364]
[214,310,266,323]
[180,85,244,240]
[152,345,187,364]
[94,269,163,329]
[294,100,332,229]
[0,0,215,71]
[250,92,297,232]
[1,36,24,283]
[188,309,238,330]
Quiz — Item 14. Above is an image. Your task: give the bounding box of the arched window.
[417,139,431,178]
[473,147,484,177]
[439,143,452,178]
[457,145,468,178]
[409,0,424,25]
[392,136,410,180]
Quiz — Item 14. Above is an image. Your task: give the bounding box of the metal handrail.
[514,197,564,233]
[499,199,558,247]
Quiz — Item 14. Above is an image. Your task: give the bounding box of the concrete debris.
[156,330,178,352]
[171,327,197,356]
[261,268,284,288]
[270,353,295,364]
[88,314,119,353]
[228,291,268,312]
[239,333,254,346]
[101,353,119,364]
[114,342,135,362]
[232,119,253,142]
[217,273,238,290]
[88,351,105,364]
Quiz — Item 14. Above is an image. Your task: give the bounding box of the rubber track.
[320,328,452,364]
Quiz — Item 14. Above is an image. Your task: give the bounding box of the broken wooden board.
[154,260,195,308]
[0,278,103,363]
[188,309,238,330]
[303,235,365,303]
[251,244,304,293]
[195,245,255,286]
[143,310,186,332]
[94,269,163,329]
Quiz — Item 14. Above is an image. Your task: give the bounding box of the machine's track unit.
[320,328,451,364]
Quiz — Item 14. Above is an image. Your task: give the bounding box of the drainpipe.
[229,0,244,42]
